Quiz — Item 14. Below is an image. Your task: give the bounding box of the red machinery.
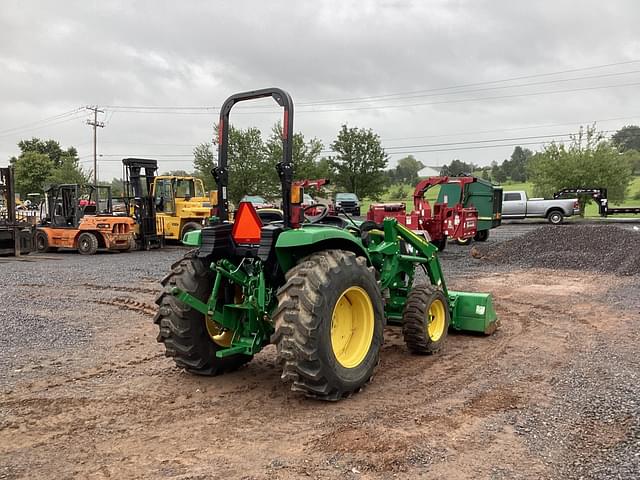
[294,178,334,214]
[367,176,478,250]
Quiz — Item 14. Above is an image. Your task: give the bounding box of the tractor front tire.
[154,252,251,375]
[35,231,56,253]
[272,250,384,401]
[77,232,98,255]
[180,222,202,242]
[402,284,450,354]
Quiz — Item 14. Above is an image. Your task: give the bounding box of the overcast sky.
[1,0,639,181]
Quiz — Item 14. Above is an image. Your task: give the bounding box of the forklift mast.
[122,158,163,249]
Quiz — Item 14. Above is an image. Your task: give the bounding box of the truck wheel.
[77,232,98,255]
[181,222,202,241]
[548,211,564,225]
[474,230,489,242]
[272,250,384,401]
[402,284,450,354]
[35,231,56,252]
[154,252,252,375]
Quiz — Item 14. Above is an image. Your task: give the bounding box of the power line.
[101,81,640,116]
[0,107,84,136]
[0,111,86,139]
[381,115,640,142]
[293,59,640,105]
[102,60,640,112]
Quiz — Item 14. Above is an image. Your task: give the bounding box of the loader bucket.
[448,291,498,334]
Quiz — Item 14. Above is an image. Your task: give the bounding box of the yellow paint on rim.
[330,286,375,369]
[427,299,446,342]
[206,316,233,347]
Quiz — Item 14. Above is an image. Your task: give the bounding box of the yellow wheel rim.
[206,316,233,347]
[427,299,446,342]
[330,286,375,369]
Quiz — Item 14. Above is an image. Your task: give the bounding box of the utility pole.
[86,106,105,186]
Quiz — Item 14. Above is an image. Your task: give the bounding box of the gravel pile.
[477,225,640,275]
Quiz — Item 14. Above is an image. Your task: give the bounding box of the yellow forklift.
[122,158,213,244]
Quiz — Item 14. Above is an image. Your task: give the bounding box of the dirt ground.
[1,230,639,479]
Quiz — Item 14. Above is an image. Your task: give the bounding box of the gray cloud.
[1,0,639,179]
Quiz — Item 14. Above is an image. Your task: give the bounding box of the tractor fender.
[274,227,370,273]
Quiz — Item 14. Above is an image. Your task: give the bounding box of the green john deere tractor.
[154,88,498,400]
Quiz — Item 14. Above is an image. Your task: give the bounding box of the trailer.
[553,187,640,217]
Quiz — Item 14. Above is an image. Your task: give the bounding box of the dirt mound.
[477,225,640,275]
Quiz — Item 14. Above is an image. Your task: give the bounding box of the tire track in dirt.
[82,283,159,295]
[94,297,157,316]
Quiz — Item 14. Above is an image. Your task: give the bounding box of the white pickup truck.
[502,191,580,224]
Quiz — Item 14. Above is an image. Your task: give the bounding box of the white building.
[417,165,441,178]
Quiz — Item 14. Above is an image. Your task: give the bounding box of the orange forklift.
[36,184,135,255]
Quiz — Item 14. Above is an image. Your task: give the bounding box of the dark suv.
[335,192,361,216]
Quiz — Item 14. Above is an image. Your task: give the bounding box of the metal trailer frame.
[554,187,640,217]
[0,167,34,256]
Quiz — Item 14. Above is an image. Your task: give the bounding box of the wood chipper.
[154,88,498,401]
[367,176,502,249]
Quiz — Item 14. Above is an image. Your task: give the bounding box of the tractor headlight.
[97,223,110,229]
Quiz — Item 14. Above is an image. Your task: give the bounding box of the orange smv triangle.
[232,201,263,244]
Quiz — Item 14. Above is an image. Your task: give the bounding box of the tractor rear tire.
[402,284,450,354]
[272,250,384,401]
[77,232,98,255]
[35,231,56,253]
[154,252,251,375]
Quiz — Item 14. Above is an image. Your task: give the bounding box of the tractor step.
[448,291,498,334]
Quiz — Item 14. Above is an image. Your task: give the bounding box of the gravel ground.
[476,224,640,275]
[0,223,638,479]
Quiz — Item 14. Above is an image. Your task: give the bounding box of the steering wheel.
[303,203,330,223]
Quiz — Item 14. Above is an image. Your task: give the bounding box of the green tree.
[490,161,507,183]
[193,142,216,191]
[393,155,424,184]
[47,157,90,186]
[501,146,532,182]
[13,152,54,197]
[315,157,336,182]
[621,149,640,175]
[481,169,491,181]
[330,125,388,199]
[264,123,324,180]
[15,138,77,168]
[162,169,193,176]
[611,125,640,152]
[529,126,633,213]
[440,159,476,176]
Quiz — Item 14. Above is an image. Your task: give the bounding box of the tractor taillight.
[574,200,579,209]
[232,202,263,244]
